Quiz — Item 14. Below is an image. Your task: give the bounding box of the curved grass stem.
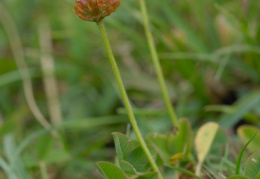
[138,0,179,128]
[0,2,52,131]
[97,20,163,179]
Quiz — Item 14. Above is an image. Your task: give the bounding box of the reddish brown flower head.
[74,0,121,22]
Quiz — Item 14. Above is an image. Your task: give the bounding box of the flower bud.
[73,0,121,22]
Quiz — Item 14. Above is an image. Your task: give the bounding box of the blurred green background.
[0,0,260,178]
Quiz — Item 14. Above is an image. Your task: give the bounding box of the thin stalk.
[97,20,163,179]
[38,17,63,126]
[0,2,52,130]
[138,0,179,128]
[39,161,48,179]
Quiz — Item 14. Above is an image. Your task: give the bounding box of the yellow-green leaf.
[195,122,219,175]
[195,122,219,164]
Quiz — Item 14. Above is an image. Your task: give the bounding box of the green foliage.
[145,118,193,166]
[2,134,28,179]
[255,174,260,179]
[112,132,157,174]
[97,160,159,179]
[125,145,156,173]
[219,90,260,128]
[235,133,257,175]
[99,121,223,178]
[119,160,136,176]
[112,132,137,162]
[97,162,127,179]
[237,126,260,152]
[146,133,170,164]
[0,0,259,178]
[167,118,192,157]
[244,151,260,179]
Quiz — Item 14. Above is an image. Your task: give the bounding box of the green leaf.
[237,126,260,152]
[146,133,170,164]
[226,176,250,179]
[134,172,158,179]
[44,150,70,164]
[119,160,136,176]
[126,145,156,173]
[0,157,19,179]
[244,151,260,179]
[255,174,260,179]
[219,90,260,129]
[0,60,16,75]
[36,136,53,159]
[97,161,127,179]
[167,118,192,156]
[3,134,30,179]
[112,132,137,161]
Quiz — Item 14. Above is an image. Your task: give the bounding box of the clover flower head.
[74,0,121,22]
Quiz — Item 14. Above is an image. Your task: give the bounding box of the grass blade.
[235,133,257,175]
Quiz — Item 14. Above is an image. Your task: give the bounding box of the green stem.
[39,161,48,179]
[97,20,163,179]
[138,0,179,128]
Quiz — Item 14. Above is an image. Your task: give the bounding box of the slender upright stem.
[38,17,63,126]
[39,161,49,179]
[138,0,179,128]
[97,20,163,179]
